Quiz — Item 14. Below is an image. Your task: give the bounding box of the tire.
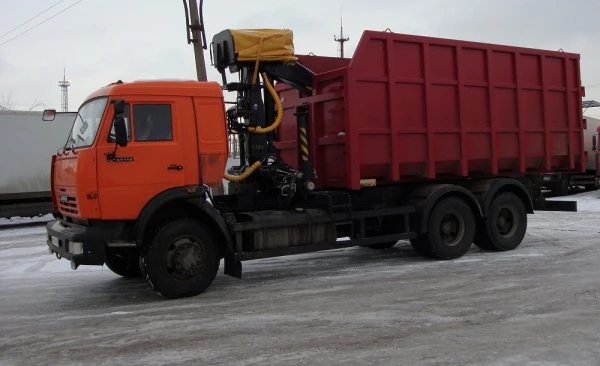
[417,197,476,260]
[140,218,220,299]
[410,236,434,258]
[473,235,495,251]
[473,192,527,252]
[104,248,142,278]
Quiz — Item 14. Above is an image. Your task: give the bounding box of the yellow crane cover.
[229,29,297,62]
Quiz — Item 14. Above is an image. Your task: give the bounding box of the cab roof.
[84,79,224,102]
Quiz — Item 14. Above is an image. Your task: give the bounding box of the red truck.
[44,28,581,299]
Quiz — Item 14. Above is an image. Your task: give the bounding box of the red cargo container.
[275,30,585,190]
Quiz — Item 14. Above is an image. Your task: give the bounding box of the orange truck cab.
[45,80,229,291]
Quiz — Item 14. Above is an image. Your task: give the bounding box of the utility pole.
[184,0,208,81]
[184,0,226,195]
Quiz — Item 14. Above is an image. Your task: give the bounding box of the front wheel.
[140,218,220,299]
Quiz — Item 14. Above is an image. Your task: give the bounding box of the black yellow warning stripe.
[299,127,309,162]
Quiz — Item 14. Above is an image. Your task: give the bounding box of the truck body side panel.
[295,54,350,74]
[582,116,600,171]
[275,30,585,190]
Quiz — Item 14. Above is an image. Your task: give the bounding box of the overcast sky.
[1,0,600,117]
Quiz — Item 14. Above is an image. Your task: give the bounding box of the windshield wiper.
[58,112,82,155]
[69,136,77,154]
[69,113,85,153]
[58,137,75,154]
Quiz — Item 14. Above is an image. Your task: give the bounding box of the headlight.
[70,241,84,255]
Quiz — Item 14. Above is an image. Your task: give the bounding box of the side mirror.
[113,99,125,115]
[593,135,597,151]
[42,109,56,121]
[113,116,128,147]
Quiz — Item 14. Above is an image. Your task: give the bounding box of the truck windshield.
[68,97,108,149]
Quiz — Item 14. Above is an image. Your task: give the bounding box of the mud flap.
[224,257,242,279]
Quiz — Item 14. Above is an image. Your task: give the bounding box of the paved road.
[1,194,600,365]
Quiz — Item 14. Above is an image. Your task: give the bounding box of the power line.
[0,0,84,48]
[0,0,68,39]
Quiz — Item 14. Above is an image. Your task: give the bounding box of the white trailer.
[536,115,600,196]
[0,110,76,218]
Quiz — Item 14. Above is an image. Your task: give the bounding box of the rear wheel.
[140,218,219,299]
[415,197,476,260]
[410,236,433,257]
[104,248,142,278]
[474,192,527,251]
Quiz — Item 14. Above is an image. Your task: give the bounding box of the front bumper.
[46,220,105,266]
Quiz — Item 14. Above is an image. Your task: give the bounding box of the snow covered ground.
[0,213,53,227]
[1,191,600,365]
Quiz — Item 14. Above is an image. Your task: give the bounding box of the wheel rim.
[439,211,465,247]
[497,206,518,238]
[164,236,205,281]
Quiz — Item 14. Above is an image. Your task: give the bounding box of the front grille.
[58,191,79,215]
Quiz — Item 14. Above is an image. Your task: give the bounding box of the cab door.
[96,96,191,220]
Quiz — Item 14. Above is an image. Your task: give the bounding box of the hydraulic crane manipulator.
[211,29,317,205]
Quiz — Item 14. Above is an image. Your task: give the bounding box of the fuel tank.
[233,208,337,251]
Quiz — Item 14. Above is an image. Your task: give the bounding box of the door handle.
[167,164,183,171]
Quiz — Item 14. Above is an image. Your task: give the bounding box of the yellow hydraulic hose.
[223,160,262,182]
[248,72,283,134]
[223,72,283,182]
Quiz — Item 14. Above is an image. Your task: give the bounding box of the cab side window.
[108,103,131,142]
[133,104,173,142]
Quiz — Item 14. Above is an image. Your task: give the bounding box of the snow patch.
[551,190,600,212]
[58,311,134,320]
[501,253,545,258]
[0,214,53,226]
[451,258,482,264]
[285,285,350,296]
[0,226,46,239]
